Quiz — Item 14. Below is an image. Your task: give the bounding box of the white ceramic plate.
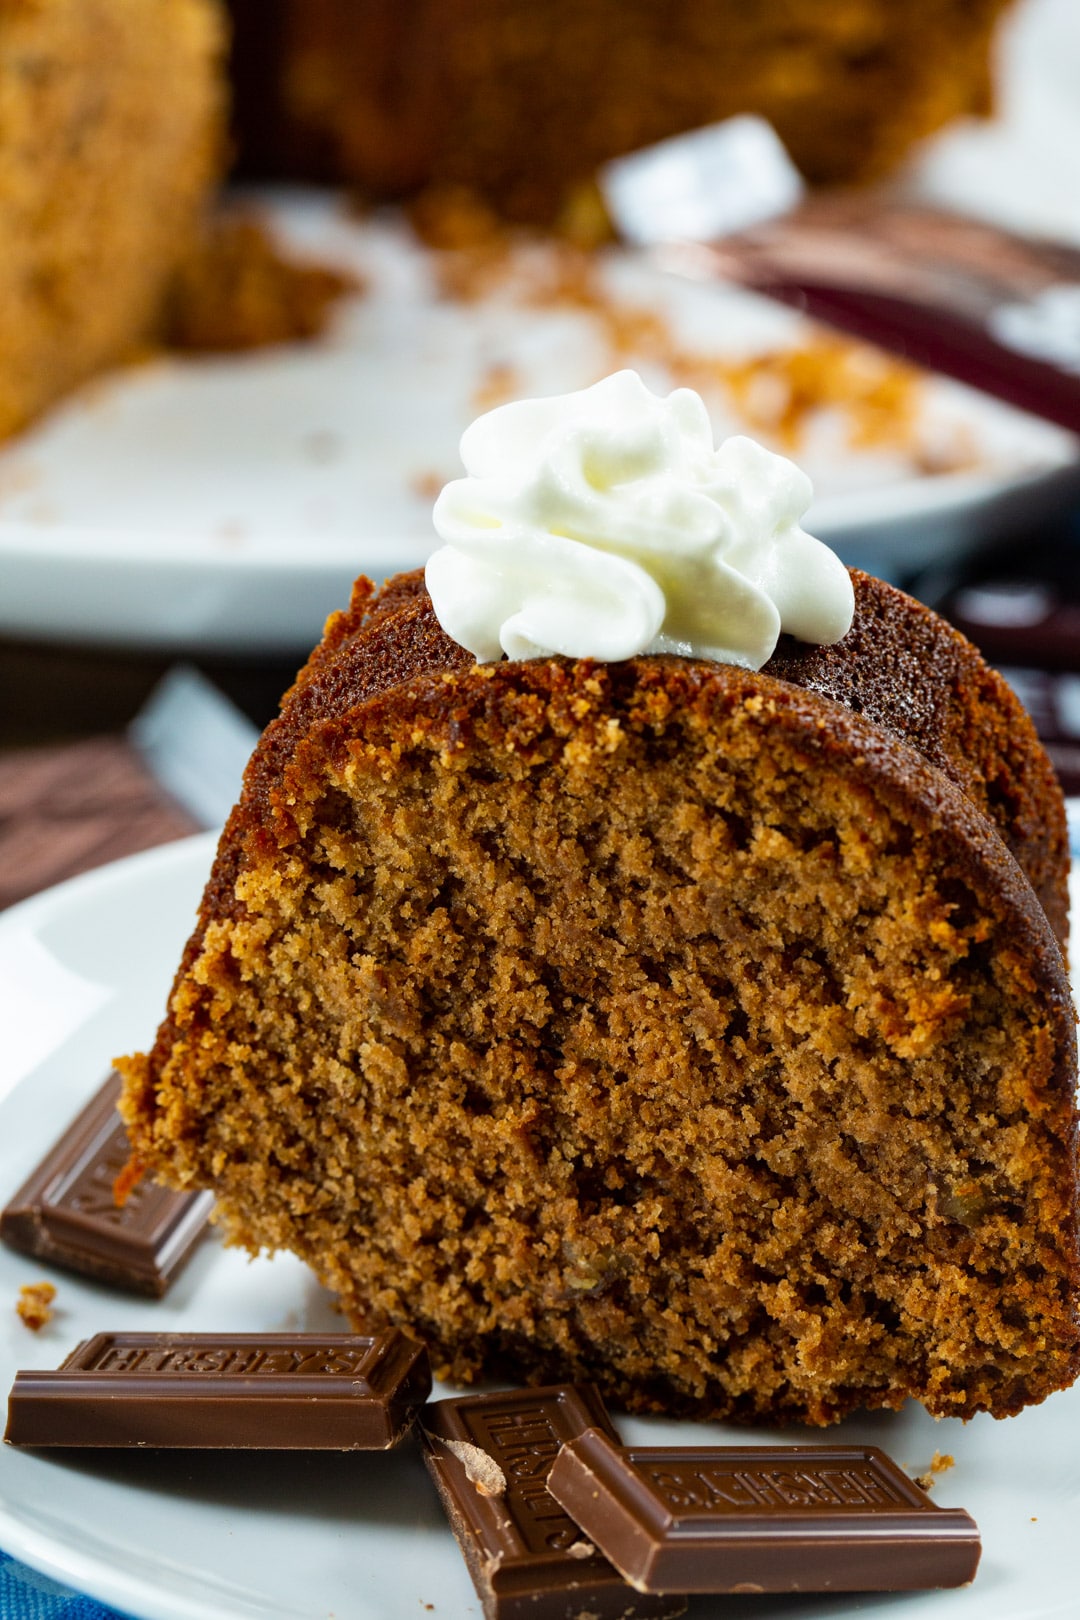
[0,193,1077,656]
[0,836,1079,1620]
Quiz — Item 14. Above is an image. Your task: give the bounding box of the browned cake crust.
[119,569,1080,1426]
[283,566,1071,945]
[227,0,1012,223]
[767,575,1070,948]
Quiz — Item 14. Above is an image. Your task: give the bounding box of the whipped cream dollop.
[426,370,854,668]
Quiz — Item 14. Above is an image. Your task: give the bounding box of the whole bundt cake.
[226,0,1012,224]
[118,374,1078,1427]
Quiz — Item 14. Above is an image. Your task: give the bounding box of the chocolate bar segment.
[0,1072,212,1296]
[5,1330,431,1449]
[421,1385,685,1620]
[548,1429,981,1594]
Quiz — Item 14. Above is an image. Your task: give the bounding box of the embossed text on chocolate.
[547,1432,982,1595]
[83,1338,373,1378]
[482,1404,586,1549]
[6,1330,432,1450]
[640,1459,906,1513]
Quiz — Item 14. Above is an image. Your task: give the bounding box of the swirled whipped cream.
[426,370,853,668]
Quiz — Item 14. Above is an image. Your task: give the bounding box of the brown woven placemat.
[0,736,199,911]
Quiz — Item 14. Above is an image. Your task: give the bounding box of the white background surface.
[0,205,1074,656]
[907,0,1080,245]
[0,837,1078,1620]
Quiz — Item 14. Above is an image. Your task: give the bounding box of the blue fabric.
[0,1550,124,1620]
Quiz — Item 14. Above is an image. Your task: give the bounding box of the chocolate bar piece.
[421,1386,684,1620]
[0,1072,212,1296]
[5,1330,431,1449]
[547,1429,981,1594]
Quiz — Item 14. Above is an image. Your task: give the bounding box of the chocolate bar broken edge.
[0,1073,212,1297]
[5,1330,432,1450]
[547,1428,981,1595]
[421,1385,685,1620]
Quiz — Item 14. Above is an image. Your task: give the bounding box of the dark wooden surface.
[0,637,298,909]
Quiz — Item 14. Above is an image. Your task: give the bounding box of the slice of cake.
[0,0,225,441]
[118,372,1078,1427]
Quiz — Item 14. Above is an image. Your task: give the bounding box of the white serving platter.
[1,194,1076,655]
